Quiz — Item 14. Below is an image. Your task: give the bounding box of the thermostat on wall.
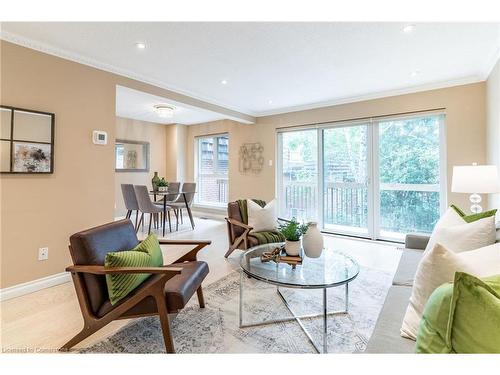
[92,130,108,145]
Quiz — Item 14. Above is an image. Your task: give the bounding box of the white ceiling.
[116,85,227,125]
[2,22,500,117]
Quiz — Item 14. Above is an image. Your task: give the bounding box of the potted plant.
[157,178,169,192]
[278,218,309,256]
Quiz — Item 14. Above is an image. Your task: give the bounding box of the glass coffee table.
[239,243,359,353]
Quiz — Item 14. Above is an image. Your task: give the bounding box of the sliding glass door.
[277,113,445,241]
[376,115,444,240]
[278,129,318,222]
[323,124,370,236]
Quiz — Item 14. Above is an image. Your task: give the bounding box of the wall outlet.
[38,247,49,261]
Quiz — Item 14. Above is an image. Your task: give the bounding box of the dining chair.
[134,185,165,234]
[169,182,196,229]
[121,184,139,229]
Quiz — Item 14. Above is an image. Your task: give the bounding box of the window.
[277,113,445,241]
[195,134,229,206]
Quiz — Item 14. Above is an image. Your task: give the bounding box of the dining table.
[149,190,196,237]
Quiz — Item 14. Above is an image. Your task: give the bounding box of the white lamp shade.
[451,165,500,193]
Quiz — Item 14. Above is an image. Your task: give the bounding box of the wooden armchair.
[60,219,211,353]
[224,200,288,258]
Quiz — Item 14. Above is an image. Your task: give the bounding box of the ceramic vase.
[151,172,160,191]
[285,239,301,256]
[302,222,323,258]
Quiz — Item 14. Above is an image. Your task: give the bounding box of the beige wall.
[0,41,116,288]
[187,83,487,212]
[486,58,500,212]
[114,117,172,217]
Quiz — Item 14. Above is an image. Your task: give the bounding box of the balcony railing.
[282,181,439,234]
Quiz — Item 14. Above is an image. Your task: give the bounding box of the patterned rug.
[81,266,393,354]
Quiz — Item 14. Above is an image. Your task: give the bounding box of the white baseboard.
[0,272,71,302]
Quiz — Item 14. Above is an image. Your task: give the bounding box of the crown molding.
[0,30,258,120]
[255,75,485,117]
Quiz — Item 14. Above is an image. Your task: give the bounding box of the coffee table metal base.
[239,272,349,354]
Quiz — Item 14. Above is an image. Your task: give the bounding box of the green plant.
[278,218,309,241]
[157,178,168,187]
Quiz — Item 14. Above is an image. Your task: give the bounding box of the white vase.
[285,239,301,256]
[302,222,323,258]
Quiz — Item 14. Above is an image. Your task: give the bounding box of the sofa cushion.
[365,285,415,353]
[392,248,424,286]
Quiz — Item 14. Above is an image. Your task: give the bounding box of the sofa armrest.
[404,234,430,250]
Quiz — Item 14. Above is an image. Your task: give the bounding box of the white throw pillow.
[247,199,277,233]
[400,243,500,340]
[424,210,496,254]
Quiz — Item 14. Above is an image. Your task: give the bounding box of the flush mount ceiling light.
[221,79,228,85]
[135,42,146,49]
[403,24,416,33]
[153,104,175,118]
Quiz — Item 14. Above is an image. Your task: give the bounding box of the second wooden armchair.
[225,199,287,258]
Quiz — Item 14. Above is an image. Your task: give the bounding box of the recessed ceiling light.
[403,24,415,33]
[153,104,174,118]
[221,79,228,85]
[268,100,273,104]
[411,70,421,77]
[135,42,146,49]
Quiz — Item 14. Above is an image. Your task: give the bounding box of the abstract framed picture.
[13,142,52,173]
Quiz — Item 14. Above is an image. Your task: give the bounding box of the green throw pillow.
[450,204,497,223]
[416,273,500,353]
[415,282,454,353]
[105,234,164,305]
[446,272,500,353]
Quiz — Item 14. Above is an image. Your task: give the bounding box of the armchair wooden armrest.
[157,239,212,263]
[225,217,253,231]
[65,265,183,275]
[158,239,211,246]
[277,217,291,224]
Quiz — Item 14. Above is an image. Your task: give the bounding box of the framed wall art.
[0,105,55,174]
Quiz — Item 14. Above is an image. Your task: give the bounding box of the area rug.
[81,265,393,354]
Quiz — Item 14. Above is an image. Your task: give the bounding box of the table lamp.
[451,163,500,213]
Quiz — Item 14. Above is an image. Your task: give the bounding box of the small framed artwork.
[0,105,55,174]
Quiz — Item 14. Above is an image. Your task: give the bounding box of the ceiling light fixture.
[221,79,228,85]
[411,70,421,77]
[403,24,415,33]
[153,104,175,118]
[268,100,273,104]
[135,42,146,49]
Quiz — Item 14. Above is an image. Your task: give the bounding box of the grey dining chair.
[169,182,196,229]
[121,184,139,229]
[134,185,165,234]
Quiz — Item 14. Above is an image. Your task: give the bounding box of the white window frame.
[194,133,229,208]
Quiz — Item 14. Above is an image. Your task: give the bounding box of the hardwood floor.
[0,216,401,352]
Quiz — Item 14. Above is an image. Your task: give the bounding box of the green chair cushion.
[105,234,164,305]
[250,231,285,245]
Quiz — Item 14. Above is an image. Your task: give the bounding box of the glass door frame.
[372,113,447,242]
[276,111,447,242]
